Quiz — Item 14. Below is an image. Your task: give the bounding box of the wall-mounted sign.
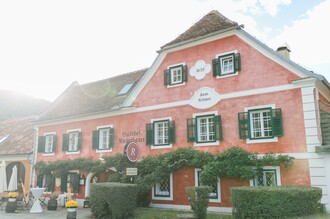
[190,60,211,80]
[126,168,138,176]
[119,129,145,144]
[189,87,221,109]
[124,142,140,162]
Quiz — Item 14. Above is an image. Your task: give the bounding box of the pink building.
[33,11,330,212]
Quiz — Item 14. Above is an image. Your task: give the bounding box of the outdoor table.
[30,187,45,213]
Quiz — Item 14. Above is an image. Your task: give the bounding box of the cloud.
[259,0,292,16]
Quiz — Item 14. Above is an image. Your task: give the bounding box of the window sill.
[194,141,219,147]
[247,137,278,144]
[167,82,185,88]
[65,151,80,155]
[151,144,172,149]
[42,153,55,156]
[96,149,112,153]
[216,72,238,79]
[152,195,173,201]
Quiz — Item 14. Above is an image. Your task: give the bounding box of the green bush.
[90,182,138,219]
[231,186,322,219]
[185,186,211,219]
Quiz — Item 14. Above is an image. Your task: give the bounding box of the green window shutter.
[212,58,219,77]
[187,118,195,142]
[92,130,99,150]
[62,133,68,152]
[77,132,82,150]
[146,123,153,145]
[169,120,176,144]
[49,174,55,192]
[73,173,79,193]
[37,136,45,153]
[61,175,67,192]
[182,65,188,82]
[234,53,241,72]
[109,127,114,148]
[272,108,283,137]
[164,69,170,86]
[37,174,43,187]
[238,112,249,139]
[52,135,57,153]
[214,115,223,141]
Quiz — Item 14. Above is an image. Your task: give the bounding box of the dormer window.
[212,52,240,77]
[117,82,134,95]
[164,64,187,86]
[0,135,9,144]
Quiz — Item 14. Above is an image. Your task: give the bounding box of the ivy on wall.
[35,146,293,190]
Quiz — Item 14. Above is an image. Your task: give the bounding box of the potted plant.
[66,199,79,212]
[47,192,58,210]
[83,196,90,208]
[6,192,18,213]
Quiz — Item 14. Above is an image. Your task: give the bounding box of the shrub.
[231,186,322,219]
[185,186,211,219]
[90,182,137,219]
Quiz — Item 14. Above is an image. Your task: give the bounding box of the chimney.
[276,43,291,59]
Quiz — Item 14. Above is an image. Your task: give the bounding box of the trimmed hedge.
[90,182,137,219]
[231,186,322,219]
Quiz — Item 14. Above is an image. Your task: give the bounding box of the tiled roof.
[36,68,148,122]
[161,10,238,49]
[0,116,34,156]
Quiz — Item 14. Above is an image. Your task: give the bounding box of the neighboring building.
[0,117,35,193]
[33,10,330,212]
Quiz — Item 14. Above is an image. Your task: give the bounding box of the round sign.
[124,142,140,162]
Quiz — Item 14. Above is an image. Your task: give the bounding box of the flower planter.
[67,208,77,219]
[83,200,90,208]
[67,208,77,212]
[5,201,17,213]
[8,198,17,202]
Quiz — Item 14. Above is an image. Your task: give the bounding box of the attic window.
[117,82,134,95]
[0,135,9,144]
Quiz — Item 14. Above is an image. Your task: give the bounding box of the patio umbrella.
[0,160,7,192]
[7,165,18,191]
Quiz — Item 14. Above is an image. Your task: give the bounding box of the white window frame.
[193,111,219,147]
[151,117,172,149]
[245,104,278,144]
[152,173,173,201]
[215,50,238,78]
[43,132,56,156]
[66,129,81,155]
[195,169,221,203]
[167,62,186,88]
[249,166,281,187]
[96,125,113,153]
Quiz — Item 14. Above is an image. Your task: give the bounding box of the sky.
[0,0,329,101]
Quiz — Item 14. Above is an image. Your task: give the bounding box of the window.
[238,107,283,142]
[92,126,114,151]
[164,64,187,86]
[36,173,55,192]
[117,82,134,95]
[250,167,281,187]
[152,174,173,200]
[212,52,240,77]
[62,130,82,153]
[0,135,9,144]
[195,169,220,202]
[146,119,175,148]
[187,113,222,145]
[38,134,57,154]
[61,172,80,193]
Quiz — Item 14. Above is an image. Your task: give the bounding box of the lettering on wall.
[119,129,145,144]
[190,60,211,80]
[189,87,221,109]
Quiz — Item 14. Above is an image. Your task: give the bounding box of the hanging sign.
[126,168,138,176]
[189,87,221,109]
[124,142,140,162]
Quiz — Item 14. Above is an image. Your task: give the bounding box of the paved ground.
[0,207,92,219]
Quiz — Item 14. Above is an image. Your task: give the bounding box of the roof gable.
[161,10,238,49]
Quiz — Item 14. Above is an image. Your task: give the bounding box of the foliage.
[185,186,211,219]
[49,192,59,200]
[90,182,137,219]
[231,186,323,219]
[65,200,78,208]
[7,192,18,198]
